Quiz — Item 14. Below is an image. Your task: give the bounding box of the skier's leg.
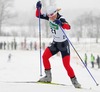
[39,42,59,82]
[62,55,75,78]
[60,40,81,88]
[60,40,75,78]
[42,47,52,70]
[42,41,59,70]
[38,47,52,82]
[62,55,81,88]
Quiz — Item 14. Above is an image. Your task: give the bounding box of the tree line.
[71,11,100,42]
[0,0,100,41]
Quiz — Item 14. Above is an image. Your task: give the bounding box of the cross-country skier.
[8,53,12,62]
[35,1,81,88]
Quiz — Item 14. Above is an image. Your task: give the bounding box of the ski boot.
[38,69,52,83]
[71,77,81,88]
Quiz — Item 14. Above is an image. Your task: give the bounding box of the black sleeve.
[60,18,68,23]
[40,14,49,20]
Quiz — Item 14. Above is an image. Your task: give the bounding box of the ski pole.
[38,5,42,76]
[59,26,99,86]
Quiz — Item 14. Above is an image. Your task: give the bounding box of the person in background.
[84,53,87,66]
[30,42,33,50]
[91,54,95,68]
[34,41,37,50]
[96,55,100,69]
[8,53,12,62]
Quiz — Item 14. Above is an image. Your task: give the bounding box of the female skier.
[35,1,81,88]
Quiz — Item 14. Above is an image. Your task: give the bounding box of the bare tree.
[72,12,96,38]
[94,16,100,43]
[72,17,84,40]
[0,0,13,35]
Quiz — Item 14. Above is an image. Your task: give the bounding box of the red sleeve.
[62,23,71,30]
[36,9,41,17]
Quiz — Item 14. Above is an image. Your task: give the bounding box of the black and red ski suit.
[36,9,75,78]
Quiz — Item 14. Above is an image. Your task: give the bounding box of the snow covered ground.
[0,50,100,92]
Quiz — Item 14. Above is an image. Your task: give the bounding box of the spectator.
[34,41,37,50]
[0,42,3,49]
[30,42,33,50]
[11,41,14,50]
[91,54,95,68]
[96,55,100,69]
[84,53,87,66]
[4,41,6,50]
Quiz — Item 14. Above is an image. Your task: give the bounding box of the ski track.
[0,50,100,92]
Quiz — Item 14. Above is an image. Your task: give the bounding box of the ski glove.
[36,1,42,9]
[54,19,62,26]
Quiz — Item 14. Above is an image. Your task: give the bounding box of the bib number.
[51,28,56,34]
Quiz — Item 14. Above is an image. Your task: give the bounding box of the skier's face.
[48,11,57,21]
[49,14,57,21]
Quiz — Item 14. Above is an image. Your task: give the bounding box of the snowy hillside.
[0,50,100,92]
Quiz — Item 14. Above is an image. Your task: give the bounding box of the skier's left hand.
[54,19,62,26]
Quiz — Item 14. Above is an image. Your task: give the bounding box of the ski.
[77,86,92,90]
[0,81,92,90]
[35,81,69,86]
[2,81,69,86]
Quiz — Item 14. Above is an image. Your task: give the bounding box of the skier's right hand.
[36,1,42,9]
